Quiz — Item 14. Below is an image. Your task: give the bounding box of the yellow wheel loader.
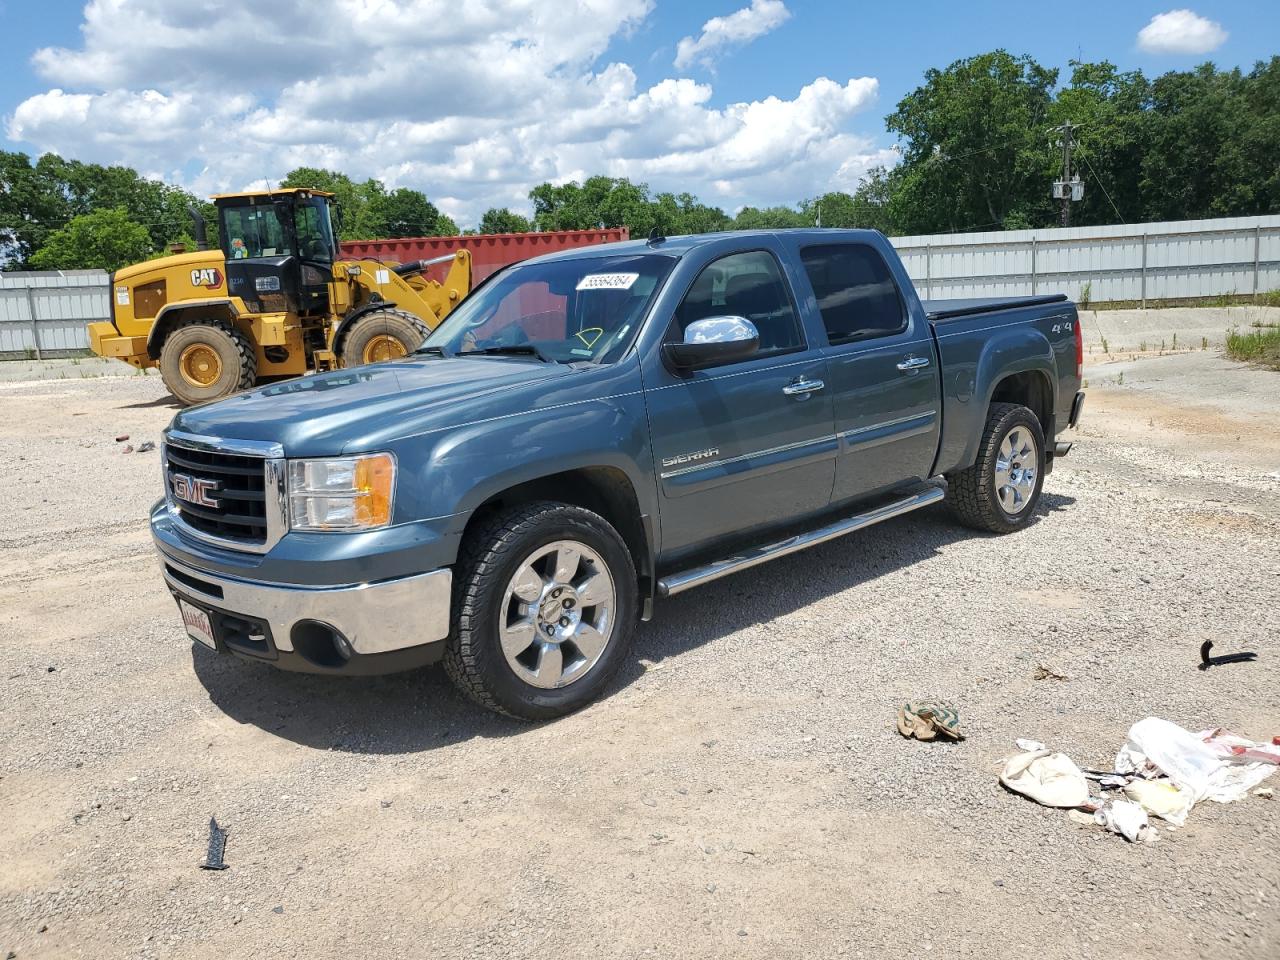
[87,188,471,405]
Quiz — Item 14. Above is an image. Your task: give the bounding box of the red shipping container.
[339,228,630,286]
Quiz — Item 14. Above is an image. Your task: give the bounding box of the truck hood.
[170,356,578,456]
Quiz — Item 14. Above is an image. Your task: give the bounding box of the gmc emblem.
[171,473,221,508]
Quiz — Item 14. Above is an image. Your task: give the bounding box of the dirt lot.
[2,352,1278,960]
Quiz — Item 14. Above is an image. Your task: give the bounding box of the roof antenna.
[647,227,666,246]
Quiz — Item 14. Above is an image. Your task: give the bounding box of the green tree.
[887,50,1058,233]
[280,167,380,240]
[28,207,153,271]
[34,154,202,251]
[479,208,535,233]
[1137,60,1280,222]
[1050,60,1150,225]
[731,205,810,229]
[801,191,857,227]
[529,176,651,231]
[436,213,460,236]
[849,167,899,234]
[368,187,442,237]
[0,151,68,268]
[1,152,203,268]
[649,192,730,235]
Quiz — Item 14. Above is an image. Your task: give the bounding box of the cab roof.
[210,187,335,202]
[516,228,886,265]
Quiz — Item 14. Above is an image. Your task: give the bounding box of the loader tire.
[340,308,429,366]
[159,320,256,406]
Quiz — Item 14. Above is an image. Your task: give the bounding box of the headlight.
[287,453,395,531]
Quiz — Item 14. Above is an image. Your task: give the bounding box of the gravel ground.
[1,354,1278,960]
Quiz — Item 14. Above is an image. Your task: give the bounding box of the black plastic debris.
[137,440,156,453]
[200,816,229,870]
[1199,639,1258,671]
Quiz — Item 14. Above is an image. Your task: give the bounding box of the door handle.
[896,356,931,371]
[783,378,825,396]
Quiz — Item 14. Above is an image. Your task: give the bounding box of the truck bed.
[922,294,1068,322]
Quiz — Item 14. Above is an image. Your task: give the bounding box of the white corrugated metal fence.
[2,214,1278,358]
[891,214,1279,304]
[0,271,110,359]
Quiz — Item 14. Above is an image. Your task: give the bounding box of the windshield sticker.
[576,272,639,292]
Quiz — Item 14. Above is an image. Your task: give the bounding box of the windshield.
[221,204,292,259]
[422,253,675,364]
[218,198,335,261]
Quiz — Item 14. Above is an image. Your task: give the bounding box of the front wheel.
[339,308,429,366]
[945,402,1045,534]
[159,320,256,405]
[444,502,637,721]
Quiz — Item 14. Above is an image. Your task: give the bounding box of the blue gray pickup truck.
[152,229,1085,719]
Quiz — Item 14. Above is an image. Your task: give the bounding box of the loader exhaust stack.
[187,205,209,251]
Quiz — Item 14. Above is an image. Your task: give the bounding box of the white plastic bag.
[1001,749,1090,808]
[1120,718,1223,800]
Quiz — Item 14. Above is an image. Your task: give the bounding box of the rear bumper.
[87,321,148,360]
[158,551,452,675]
[1068,390,1086,428]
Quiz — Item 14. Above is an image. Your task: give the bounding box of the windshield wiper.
[415,344,450,358]
[460,344,553,363]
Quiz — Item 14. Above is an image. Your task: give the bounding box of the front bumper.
[159,552,452,675]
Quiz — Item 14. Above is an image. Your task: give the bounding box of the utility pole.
[1052,121,1083,227]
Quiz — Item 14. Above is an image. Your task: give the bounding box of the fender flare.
[146,298,240,359]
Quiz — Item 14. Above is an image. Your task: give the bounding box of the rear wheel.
[340,308,429,366]
[945,402,1045,533]
[444,501,638,721]
[159,320,256,406]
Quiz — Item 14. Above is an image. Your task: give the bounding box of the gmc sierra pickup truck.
[152,229,1085,719]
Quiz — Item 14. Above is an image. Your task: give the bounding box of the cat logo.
[190,267,223,288]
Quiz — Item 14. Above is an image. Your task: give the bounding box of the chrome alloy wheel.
[499,540,616,689]
[995,425,1038,514]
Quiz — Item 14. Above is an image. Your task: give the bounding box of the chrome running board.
[656,481,946,597]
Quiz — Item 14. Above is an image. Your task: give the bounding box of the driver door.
[644,248,836,559]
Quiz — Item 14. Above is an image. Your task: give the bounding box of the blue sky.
[1,1,1275,225]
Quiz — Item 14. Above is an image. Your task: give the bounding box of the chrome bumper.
[159,554,452,656]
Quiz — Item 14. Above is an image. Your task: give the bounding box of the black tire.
[945,402,1045,534]
[339,308,429,366]
[444,501,638,721]
[159,320,256,406]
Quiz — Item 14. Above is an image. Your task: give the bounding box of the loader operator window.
[220,205,293,260]
[295,199,336,262]
[422,254,674,365]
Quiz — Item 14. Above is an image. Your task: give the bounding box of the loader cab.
[213,189,337,316]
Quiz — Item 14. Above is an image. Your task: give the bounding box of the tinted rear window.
[800,244,906,345]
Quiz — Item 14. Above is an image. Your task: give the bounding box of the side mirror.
[663,316,760,370]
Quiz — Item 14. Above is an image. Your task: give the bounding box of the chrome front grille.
[162,432,286,554]
[165,444,268,543]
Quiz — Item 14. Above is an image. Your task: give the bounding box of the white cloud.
[6,0,883,225]
[674,0,790,70]
[1137,9,1228,55]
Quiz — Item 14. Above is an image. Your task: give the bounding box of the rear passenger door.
[790,241,941,503]
[644,246,836,558]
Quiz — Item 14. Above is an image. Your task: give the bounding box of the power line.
[1076,149,1125,224]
